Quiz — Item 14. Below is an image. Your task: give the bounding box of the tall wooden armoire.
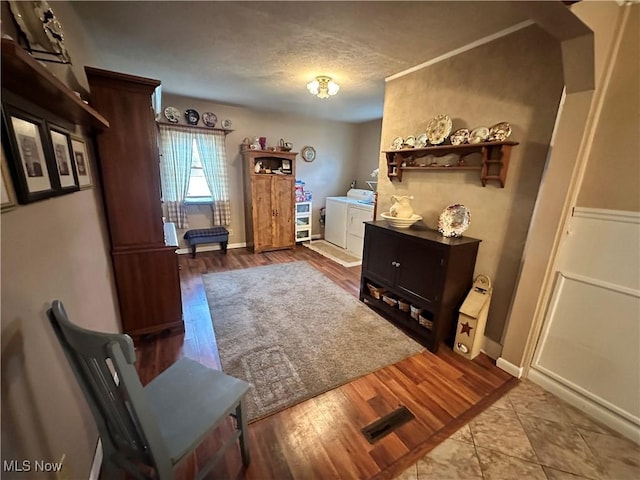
[242,150,297,253]
[85,67,183,338]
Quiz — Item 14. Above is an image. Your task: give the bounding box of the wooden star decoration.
[460,322,473,336]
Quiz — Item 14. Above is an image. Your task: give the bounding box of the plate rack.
[383,141,518,187]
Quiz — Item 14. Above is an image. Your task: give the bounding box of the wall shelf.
[383,140,518,187]
[1,38,109,130]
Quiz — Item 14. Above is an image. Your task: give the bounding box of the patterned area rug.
[202,261,423,422]
[303,240,362,267]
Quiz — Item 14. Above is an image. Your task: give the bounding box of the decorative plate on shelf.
[202,112,217,127]
[438,204,470,238]
[425,114,452,145]
[221,119,232,129]
[415,133,428,148]
[391,137,404,150]
[469,126,490,144]
[403,135,416,148]
[488,121,512,141]
[163,106,180,123]
[450,128,470,145]
[185,109,200,125]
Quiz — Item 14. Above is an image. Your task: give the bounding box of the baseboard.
[88,439,102,480]
[528,368,640,444]
[177,241,246,255]
[481,336,502,360]
[496,357,524,378]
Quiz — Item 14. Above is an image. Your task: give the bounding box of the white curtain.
[159,125,193,228]
[194,130,231,226]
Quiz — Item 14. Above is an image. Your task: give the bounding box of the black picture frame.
[47,123,79,193]
[69,135,93,189]
[1,104,57,204]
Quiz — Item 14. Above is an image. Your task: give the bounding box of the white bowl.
[380,212,422,229]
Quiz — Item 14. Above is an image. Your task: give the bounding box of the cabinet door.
[252,175,273,250]
[396,237,445,305]
[363,226,398,284]
[272,176,294,248]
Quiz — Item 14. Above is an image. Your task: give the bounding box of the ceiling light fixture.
[307,76,340,99]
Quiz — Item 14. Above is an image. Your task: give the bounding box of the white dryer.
[324,189,375,257]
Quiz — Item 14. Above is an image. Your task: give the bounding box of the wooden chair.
[47,300,250,479]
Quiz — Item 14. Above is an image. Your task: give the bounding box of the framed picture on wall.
[1,105,56,204]
[70,136,92,189]
[48,125,78,192]
[1,145,17,212]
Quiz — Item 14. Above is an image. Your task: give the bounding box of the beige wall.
[353,119,383,190]
[1,1,120,477]
[379,25,564,342]
[162,93,375,247]
[576,5,639,212]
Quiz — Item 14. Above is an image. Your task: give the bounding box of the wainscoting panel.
[530,208,640,441]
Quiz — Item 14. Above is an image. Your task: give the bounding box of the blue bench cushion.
[183,227,229,241]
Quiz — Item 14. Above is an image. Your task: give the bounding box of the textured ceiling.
[71,1,536,123]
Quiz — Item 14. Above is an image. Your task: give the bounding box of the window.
[185,138,212,203]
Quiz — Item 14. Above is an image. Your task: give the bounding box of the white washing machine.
[325,189,375,258]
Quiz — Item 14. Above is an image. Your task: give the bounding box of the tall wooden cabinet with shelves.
[85,67,183,338]
[242,150,297,253]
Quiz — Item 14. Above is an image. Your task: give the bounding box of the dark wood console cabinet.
[359,221,480,353]
[86,67,183,338]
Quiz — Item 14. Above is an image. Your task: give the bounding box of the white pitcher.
[389,195,414,218]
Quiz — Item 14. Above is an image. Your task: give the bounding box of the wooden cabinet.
[360,221,480,353]
[242,150,297,253]
[85,67,183,338]
[383,141,518,187]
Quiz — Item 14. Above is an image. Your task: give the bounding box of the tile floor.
[395,379,640,480]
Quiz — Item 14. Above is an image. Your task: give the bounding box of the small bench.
[183,227,229,258]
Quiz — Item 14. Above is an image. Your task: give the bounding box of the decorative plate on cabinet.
[488,121,512,141]
[185,109,200,125]
[415,133,428,148]
[163,106,180,123]
[202,112,217,127]
[450,128,470,145]
[391,137,404,150]
[425,114,452,145]
[301,146,316,162]
[469,126,489,144]
[438,204,470,238]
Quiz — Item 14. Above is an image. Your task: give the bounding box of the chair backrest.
[48,300,171,476]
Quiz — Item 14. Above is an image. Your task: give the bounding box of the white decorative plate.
[450,128,470,145]
[488,121,512,141]
[164,106,180,123]
[438,204,470,237]
[202,112,217,127]
[221,119,232,129]
[469,126,489,144]
[391,137,404,150]
[415,133,428,148]
[425,114,453,145]
[404,135,416,148]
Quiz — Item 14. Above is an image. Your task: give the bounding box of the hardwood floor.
[133,245,517,479]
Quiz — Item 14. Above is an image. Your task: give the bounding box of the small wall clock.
[301,146,316,162]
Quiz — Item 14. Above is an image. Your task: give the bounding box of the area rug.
[202,261,423,421]
[303,239,362,267]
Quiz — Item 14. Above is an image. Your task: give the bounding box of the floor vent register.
[361,406,415,444]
